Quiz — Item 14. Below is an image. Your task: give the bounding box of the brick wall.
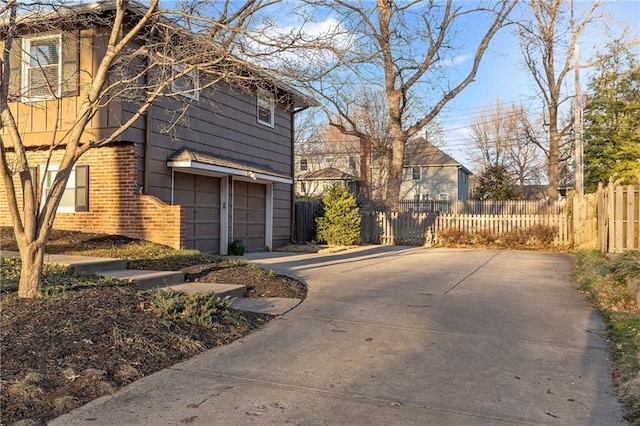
[0,144,184,249]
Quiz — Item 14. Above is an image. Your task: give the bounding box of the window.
[257,92,274,127]
[172,65,199,101]
[41,165,89,213]
[324,157,334,166]
[349,156,357,170]
[439,193,449,200]
[22,35,62,100]
[412,167,421,181]
[300,159,308,171]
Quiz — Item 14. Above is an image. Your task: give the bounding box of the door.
[233,180,266,251]
[174,173,221,252]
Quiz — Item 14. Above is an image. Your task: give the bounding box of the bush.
[472,229,497,246]
[315,185,361,245]
[501,228,529,249]
[152,290,234,329]
[529,224,557,246]
[437,228,472,245]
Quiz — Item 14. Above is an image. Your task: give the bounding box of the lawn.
[574,249,640,424]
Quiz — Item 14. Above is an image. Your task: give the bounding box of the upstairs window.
[439,193,449,201]
[257,92,274,127]
[41,164,89,213]
[412,167,421,181]
[300,158,308,171]
[22,35,62,101]
[324,157,334,166]
[172,64,199,101]
[349,155,357,170]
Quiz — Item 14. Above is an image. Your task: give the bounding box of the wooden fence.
[397,199,567,215]
[361,211,437,245]
[434,214,571,245]
[295,185,639,252]
[596,184,639,253]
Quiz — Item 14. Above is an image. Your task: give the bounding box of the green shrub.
[152,289,234,328]
[315,185,361,246]
[611,250,640,280]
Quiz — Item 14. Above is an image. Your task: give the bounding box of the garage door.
[233,180,266,252]
[173,173,220,252]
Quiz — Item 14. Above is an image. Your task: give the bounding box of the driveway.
[52,247,626,425]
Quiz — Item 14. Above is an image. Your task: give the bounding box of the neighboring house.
[296,167,362,199]
[400,137,472,201]
[0,4,312,254]
[294,151,361,198]
[295,137,472,202]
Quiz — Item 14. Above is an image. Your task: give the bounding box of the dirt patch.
[0,228,307,425]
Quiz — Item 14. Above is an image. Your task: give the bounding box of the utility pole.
[574,44,584,196]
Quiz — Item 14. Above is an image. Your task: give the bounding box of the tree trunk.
[17,243,46,298]
[385,134,405,210]
[359,138,371,199]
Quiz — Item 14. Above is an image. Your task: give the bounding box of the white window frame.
[324,156,334,166]
[257,91,275,127]
[300,158,308,171]
[439,193,449,200]
[172,64,200,101]
[41,164,76,213]
[412,167,421,181]
[22,34,62,101]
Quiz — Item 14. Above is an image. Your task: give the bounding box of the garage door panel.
[175,173,221,253]
[233,181,266,252]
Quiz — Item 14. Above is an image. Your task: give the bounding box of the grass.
[574,249,640,423]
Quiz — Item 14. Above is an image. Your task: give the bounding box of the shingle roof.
[168,147,290,180]
[403,137,459,166]
[297,167,361,181]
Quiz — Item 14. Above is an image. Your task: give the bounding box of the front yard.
[0,228,306,425]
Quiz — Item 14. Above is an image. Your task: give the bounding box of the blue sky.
[438,0,640,166]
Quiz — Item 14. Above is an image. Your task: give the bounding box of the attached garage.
[168,148,292,254]
[173,172,220,252]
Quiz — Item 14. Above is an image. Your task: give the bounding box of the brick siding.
[0,144,184,249]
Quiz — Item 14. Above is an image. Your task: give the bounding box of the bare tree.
[0,0,293,298]
[516,0,600,201]
[288,0,516,208]
[468,100,544,193]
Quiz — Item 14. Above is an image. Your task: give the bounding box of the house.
[0,2,312,254]
[400,137,472,201]
[295,135,472,202]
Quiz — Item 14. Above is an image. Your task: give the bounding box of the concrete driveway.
[52,247,627,425]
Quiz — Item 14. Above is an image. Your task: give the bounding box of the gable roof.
[297,167,361,182]
[403,137,472,174]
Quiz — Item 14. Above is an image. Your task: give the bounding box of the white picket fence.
[434,214,571,245]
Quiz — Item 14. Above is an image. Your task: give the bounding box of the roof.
[4,1,315,109]
[168,148,292,184]
[403,137,472,174]
[297,167,362,181]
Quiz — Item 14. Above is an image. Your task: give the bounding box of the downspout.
[291,104,310,243]
[143,110,151,194]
